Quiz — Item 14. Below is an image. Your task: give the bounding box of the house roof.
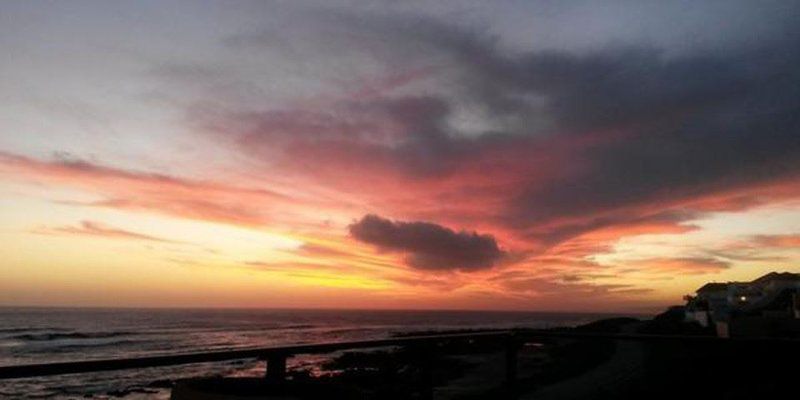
[693,272,799,295]
[752,272,800,284]
[696,282,728,293]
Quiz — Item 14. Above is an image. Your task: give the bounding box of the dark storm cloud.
[345,12,800,235]
[349,214,505,271]
[504,40,800,226]
[216,6,800,247]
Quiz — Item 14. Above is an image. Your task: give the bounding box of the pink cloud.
[752,234,800,248]
[0,151,322,228]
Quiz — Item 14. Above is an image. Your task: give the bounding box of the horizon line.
[0,304,661,315]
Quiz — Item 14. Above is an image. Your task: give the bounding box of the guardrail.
[1,329,798,384]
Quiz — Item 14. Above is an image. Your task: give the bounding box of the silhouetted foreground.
[619,309,800,400]
[268,314,799,400]
[2,313,798,399]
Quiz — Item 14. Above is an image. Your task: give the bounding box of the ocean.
[0,308,635,399]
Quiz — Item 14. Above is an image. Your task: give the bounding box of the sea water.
[0,308,631,399]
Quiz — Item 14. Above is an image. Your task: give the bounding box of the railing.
[1,329,798,387]
[0,331,511,381]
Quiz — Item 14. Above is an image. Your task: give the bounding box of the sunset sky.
[1,1,799,312]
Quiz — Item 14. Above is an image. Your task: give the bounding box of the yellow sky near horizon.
[2,176,798,312]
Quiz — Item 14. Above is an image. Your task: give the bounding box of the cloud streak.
[752,234,800,249]
[0,152,305,228]
[35,220,181,244]
[630,257,730,275]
